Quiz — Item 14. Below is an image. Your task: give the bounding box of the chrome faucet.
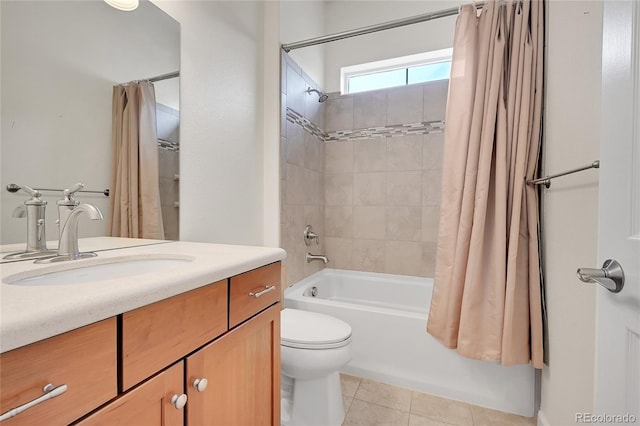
[306,253,329,264]
[56,183,83,238]
[36,204,104,263]
[3,185,57,260]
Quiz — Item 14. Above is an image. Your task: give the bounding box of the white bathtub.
[284,269,535,417]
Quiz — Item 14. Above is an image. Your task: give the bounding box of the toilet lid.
[281,308,352,349]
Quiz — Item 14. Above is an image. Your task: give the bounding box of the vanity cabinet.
[1,261,282,426]
[0,319,117,426]
[76,362,184,426]
[186,304,280,426]
[121,281,228,391]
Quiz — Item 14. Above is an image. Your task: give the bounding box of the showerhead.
[306,87,329,103]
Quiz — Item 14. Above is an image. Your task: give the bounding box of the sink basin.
[4,254,195,286]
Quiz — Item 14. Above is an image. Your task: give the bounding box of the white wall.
[539,1,602,425]
[0,0,179,244]
[154,1,277,246]
[280,0,327,90]
[324,0,459,93]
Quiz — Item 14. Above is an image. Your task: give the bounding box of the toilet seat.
[281,308,352,350]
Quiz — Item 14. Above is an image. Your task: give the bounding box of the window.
[340,48,453,95]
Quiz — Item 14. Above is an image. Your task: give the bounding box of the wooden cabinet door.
[186,304,280,426]
[76,362,185,426]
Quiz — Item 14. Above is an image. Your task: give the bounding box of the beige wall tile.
[387,135,423,171]
[286,63,305,116]
[354,139,386,172]
[325,173,353,206]
[354,379,412,412]
[325,206,353,238]
[422,170,442,206]
[387,85,423,125]
[343,399,410,426]
[421,206,440,242]
[423,80,449,122]
[159,177,179,206]
[353,138,387,172]
[325,96,354,132]
[324,237,353,270]
[353,172,386,205]
[421,242,437,278]
[410,392,473,426]
[386,171,422,206]
[353,206,386,240]
[286,120,305,167]
[422,132,444,170]
[161,205,179,240]
[326,141,354,174]
[304,132,324,172]
[285,163,306,205]
[352,240,386,273]
[386,206,422,241]
[158,149,179,178]
[354,91,387,129]
[385,241,423,276]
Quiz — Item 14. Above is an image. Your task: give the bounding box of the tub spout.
[306,253,329,264]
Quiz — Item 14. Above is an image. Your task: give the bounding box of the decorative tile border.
[325,121,445,142]
[286,108,327,141]
[158,138,179,151]
[285,107,445,142]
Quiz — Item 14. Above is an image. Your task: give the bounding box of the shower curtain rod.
[148,71,179,83]
[281,3,485,52]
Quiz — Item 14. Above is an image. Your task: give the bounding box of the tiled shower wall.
[323,80,448,277]
[280,53,327,286]
[157,103,180,241]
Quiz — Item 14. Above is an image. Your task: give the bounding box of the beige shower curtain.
[108,82,165,239]
[426,0,544,368]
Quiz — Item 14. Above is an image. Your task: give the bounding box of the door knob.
[170,393,188,410]
[577,259,625,293]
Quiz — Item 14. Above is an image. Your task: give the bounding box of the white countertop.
[0,237,286,353]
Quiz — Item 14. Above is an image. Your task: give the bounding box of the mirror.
[0,0,180,245]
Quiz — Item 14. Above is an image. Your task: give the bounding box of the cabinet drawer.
[0,318,117,426]
[121,281,227,391]
[229,262,280,328]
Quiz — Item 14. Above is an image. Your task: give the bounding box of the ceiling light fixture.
[104,0,139,12]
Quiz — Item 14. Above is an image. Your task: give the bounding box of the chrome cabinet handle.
[170,393,188,410]
[192,378,208,392]
[249,285,276,298]
[0,383,67,422]
[577,259,625,293]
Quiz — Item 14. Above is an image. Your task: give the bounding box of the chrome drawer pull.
[0,383,67,422]
[249,285,276,298]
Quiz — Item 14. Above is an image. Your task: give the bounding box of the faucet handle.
[63,182,84,198]
[59,183,84,206]
[304,225,320,246]
[16,185,47,206]
[17,184,41,199]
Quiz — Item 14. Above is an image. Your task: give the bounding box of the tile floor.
[340,374,537,426]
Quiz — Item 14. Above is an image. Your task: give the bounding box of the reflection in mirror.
[0,0,180,246]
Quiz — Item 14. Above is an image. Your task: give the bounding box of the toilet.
[280,308,352,426]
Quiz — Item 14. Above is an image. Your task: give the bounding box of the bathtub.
[284,269,535,417]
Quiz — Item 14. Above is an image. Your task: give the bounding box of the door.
[595,0,640,421]
[185,304,281,426]
[77,362,185,426]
